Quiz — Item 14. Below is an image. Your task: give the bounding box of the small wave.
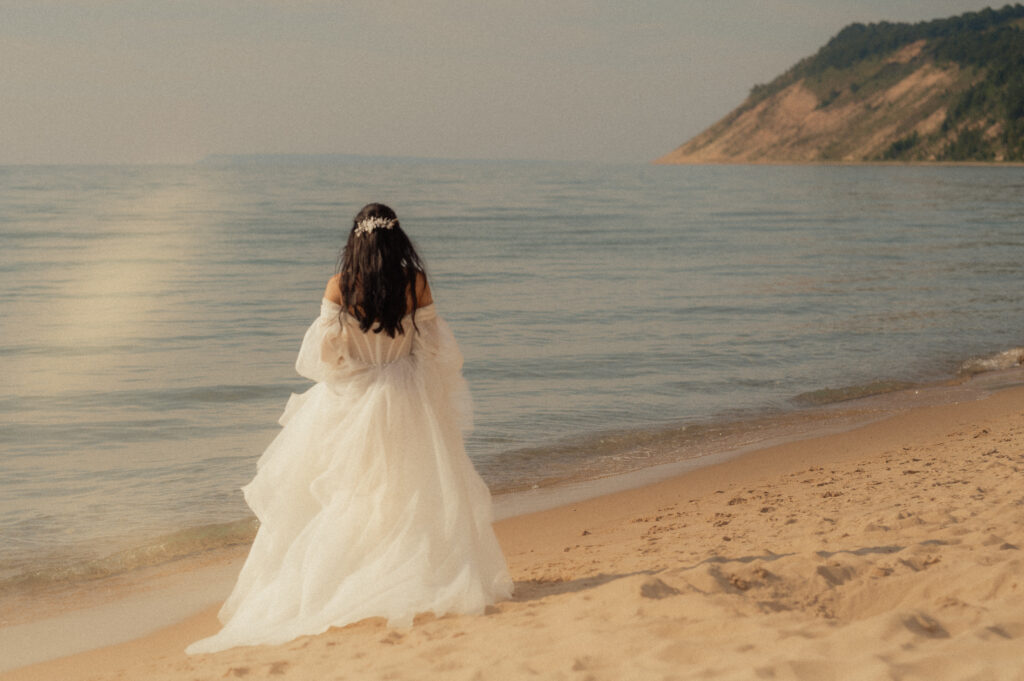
[959,347,1024,377]
[480,405,861,495]
[0,518,257,596]
[791,380,918,407]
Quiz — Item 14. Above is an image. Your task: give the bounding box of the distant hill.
[656,5,1024,163]
[196,153,553,166]
[197,153,426,165]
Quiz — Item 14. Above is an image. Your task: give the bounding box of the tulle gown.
[186,299,513,654]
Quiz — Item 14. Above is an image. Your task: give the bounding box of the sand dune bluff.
[658,6,1024,163]
[656,47,963,164]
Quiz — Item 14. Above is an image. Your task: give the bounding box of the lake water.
[1,159,1022,599]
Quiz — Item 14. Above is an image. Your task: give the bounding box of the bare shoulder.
[415,270,433,307]
[323,274,342,304]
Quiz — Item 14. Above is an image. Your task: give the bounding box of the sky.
[0,0,1005,165]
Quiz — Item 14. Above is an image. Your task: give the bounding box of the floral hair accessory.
[355,216,397,236]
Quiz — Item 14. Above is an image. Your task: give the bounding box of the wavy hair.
[337,203,425,337]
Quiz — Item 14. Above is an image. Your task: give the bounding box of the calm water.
[2,159,1023,591]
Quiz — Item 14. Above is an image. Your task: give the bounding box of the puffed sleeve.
[411,305,474,433]
[294,298,346,383]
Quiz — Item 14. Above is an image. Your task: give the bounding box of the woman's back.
[323,270,435,365]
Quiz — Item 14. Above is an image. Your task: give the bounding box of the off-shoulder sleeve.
[294,298,345,383]
[411,305,473,433]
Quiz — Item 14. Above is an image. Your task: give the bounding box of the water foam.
[959,347,1024,376]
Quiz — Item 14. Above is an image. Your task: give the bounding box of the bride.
[186,203,513,654]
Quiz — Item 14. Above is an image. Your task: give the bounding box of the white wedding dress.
[186,299,513,654]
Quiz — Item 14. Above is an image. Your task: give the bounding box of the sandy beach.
[3,380,1023,680]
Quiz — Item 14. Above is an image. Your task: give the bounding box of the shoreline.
[3,320,1020,602]
[3,375,1023,679]
[651,158,1024,167]
[495,361,1022,516]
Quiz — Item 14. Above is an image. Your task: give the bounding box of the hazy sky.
[1,1,1002,164]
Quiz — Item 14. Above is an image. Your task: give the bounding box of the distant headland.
[656,5,1024,164]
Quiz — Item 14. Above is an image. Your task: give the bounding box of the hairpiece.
[355,216,396,236]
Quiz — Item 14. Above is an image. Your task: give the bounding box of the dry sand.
[3,385,1023,680]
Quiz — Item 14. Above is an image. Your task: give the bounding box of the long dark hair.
[337,203,426,337]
